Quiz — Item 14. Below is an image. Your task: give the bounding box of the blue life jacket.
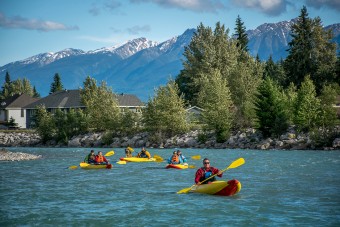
[201,167,216,184]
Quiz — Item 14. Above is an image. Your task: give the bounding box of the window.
[21,109,24,117]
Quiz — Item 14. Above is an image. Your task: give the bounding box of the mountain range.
[1,19,339,101]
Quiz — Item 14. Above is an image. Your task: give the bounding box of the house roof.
[117,93,144,107]
[186,106,203,112]
[0,94,40,109]
[24,89,83,109]
[24,89,144,109]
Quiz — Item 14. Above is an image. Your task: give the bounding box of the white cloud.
[305,0,340,11]
[89,0,122,16]
[232,0,290,16]
[130,0,225,13]
[0,13,78,31]
[127,25,151,35]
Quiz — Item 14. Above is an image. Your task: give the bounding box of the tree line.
[1,6,339,148]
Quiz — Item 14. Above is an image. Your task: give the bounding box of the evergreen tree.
[33,86,40,98]
[50,73,64,93]
[1,71,12,99]
[293,75,320,132]
[119,108,140,136]
[176,22,239,106]
[80,76,120,131]
[255,77,288,137]
[282,83,298,124]
[35,105,56,143]
[264,55,286,86]
[284,6,337,93]
[229,54,263,128]
[196,70,234,142]
[143,80,188,139]
[234,15,249,52]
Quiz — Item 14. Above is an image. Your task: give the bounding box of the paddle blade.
[69,165,78,170]
[80,162,90,168]
[191,155,201,160]
[226,158,245,170]
[105,150,115,156]
[188,165,196,169]
[116,160,127,165]
[127,147,134,152]
[154,155,164,162]
[177,187,193,194]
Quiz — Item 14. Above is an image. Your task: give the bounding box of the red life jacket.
[171,154,179,163]
[96,155,105,163]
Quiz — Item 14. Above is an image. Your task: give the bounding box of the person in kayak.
[95,151,109,164]
[167,151,180,164]
[177,150,187,164]
[84,150,96,164]
[195,158,223,184]
[136,147,151,159]
[125,147,132,157]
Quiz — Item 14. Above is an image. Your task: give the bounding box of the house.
[334,95,340,118]
[185,106,203,123]
[0,94,40,129]
[24,89,145,128]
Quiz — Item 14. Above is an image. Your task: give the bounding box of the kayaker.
[125,147,132,157]
[195,158,223,184]
[167,151,180,164]
[136,147,151,159]
[95,151,109,164]
[84,150,96,164]
[177,150,187,164]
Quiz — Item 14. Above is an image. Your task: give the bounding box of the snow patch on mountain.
[89,37,159,59]
[20,48,85,66]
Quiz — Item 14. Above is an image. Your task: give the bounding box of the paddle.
[154,154,164,162]
[191,155,201,160]
[116,160,127,164]
[69,165,78,170]
[188,165,196,169]
[104,150,115,156]
[177,157,245,194]
[127,147,134,152]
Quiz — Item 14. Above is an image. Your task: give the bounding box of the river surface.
[1,147,339,226]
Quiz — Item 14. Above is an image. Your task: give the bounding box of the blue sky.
[0,0,339,66]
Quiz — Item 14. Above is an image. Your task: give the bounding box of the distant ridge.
[0,20,339,101]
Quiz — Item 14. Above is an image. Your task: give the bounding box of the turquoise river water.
[0,147,339,226]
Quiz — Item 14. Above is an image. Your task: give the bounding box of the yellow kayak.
[80,162,112,169]
[190,179,241,196]
[166,164,188,169]
[120,157,156,162]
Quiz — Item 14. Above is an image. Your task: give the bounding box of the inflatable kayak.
[190,179,241,196]
[120,157,156,162]
[166,164,188,169]
[80,162,112,169]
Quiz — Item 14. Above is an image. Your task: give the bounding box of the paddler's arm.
[146,151,151,159]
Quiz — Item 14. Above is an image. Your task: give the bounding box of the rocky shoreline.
[0,148,42,161]
[1,128,339,150]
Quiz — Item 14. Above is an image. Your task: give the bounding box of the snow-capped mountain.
[247,19,296,61]
[19,48,85,66]
[89,37,158,59]
[0,20,338,101]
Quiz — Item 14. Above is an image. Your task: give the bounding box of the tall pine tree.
[234,15,249,52]
[50,73,64,93]
[284,6,337,93]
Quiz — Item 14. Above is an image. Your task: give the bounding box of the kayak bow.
[190,179,241,196]
[119,157,156,162]
[80,162,112,169]
[166,164,188,169]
